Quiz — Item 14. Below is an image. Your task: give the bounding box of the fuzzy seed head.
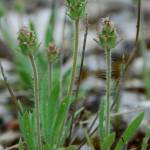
[47,43,59,61]
[17,27,38,55]
[99,17,117,49]
[66,0,86,20]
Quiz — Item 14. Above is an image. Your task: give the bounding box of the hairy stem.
[68,19,79,96]
[29,55,41,150]
[105,48,111,137]
[68,18,88,143]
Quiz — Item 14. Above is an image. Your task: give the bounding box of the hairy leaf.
[19,111,36,150]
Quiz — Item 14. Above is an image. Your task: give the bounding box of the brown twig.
[87,113,98,134]
[0,61,22,112]
[124,0,141,72]
[5,144,19,150]
[5,141,25,150]
[75,16,88,99]
[0,61,17,103]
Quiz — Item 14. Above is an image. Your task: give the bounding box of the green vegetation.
[0,0,146,149]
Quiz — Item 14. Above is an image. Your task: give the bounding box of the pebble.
[0,105,13,126]
[130,52,150,77]
[0,131,20,146]
[0,145,4,150]
[81,77,105,91]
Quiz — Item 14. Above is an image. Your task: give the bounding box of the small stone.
[0,145,4,150]
[0,131,20,146]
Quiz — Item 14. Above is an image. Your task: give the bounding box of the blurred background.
[0,0,150,149]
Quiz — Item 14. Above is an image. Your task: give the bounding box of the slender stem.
[68,19,79,96]
[28,55,41,150]
[105,48,111,137]
[124,0,141,72]
[68,18,88,143]
[75,16,88,99]
[0,62,17,103]
[48,61,52,95]
[6,144,19,150]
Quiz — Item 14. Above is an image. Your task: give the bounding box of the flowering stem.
[29,55,41,150]
[68,19,79,96]
[105,48,111,137]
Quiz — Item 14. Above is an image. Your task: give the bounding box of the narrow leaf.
[115,112,144,150]
[101,132,116,150]
[50,97,71,148]
[18,111,36,150]
[99,98,106,144]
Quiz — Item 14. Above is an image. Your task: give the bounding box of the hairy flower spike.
[99,17,117,49]
[17,27,38,55]
[66,0,86,20]
[47,43,59,61]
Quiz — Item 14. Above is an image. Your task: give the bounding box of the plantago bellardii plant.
[98,17,117,136]
[66,0,87,95]
[18,27,42,150]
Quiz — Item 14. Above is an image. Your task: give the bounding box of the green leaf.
[39,72,49,141]
[58,118,72,148]
[45,25,53,46]
[143,63,150,99]
[115,112,144,150]
[18,138,24,150]
[18,111,36,150]
[101,132,116,150]
[29,20,38,40]
[48,82,60,129]
[50,97,71,148]
[15,51,32,88]
[40,77,60,144]
[99,98,106,144]
[43,143,52,150]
